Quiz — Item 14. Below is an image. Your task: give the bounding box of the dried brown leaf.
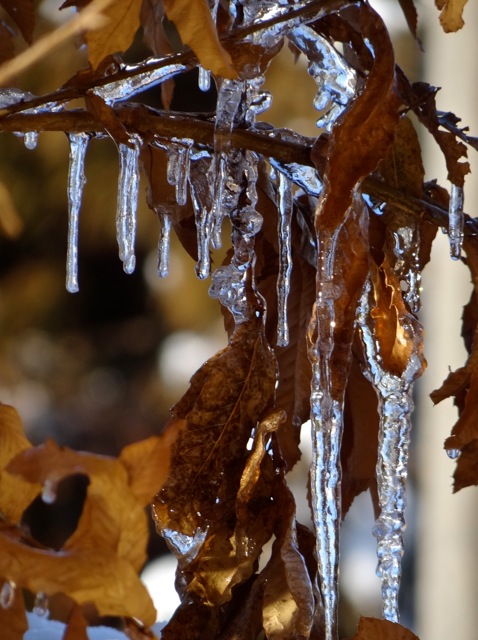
[397,0,421,46]
[0,21,15,65]
[0,404,40,523]
[0,529,156,625]
[8,439,149,572]
[86,0,142,69]
[163,0,236,79]
[435,0,468,32]
[352,616,420,640]
[0,0,35,43]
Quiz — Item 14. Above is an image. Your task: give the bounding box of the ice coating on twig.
[448,183,464,260]
[94,60,186,105]
[276,173,293,346]
[116,136,141,274]
[66,132,89,293]
[357,279,423,622]
[269,158,322,197]
[156,207,171,277]
[289,24,356,131]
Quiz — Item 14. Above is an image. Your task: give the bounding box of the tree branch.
[0,105,475,237]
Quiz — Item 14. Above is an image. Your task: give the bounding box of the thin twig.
[0,105,474,235]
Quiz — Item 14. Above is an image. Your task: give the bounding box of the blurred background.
[0,0,477,637]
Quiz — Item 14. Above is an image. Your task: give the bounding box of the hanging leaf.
[86,0,143,69]
[0,583,28,640]
[63,602,89,640]
[163,0,236,79]
[435,0,468,32]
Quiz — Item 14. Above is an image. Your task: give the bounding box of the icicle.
[289,25,356,131]
[176,144,191,206]
[41,479,57,504]
[94,61,186,105]
[308,261,343,640]
[276,173,293,347]
[156,207,171,278]
[198,67,211,92]
[167,144,180,186]
[66,132,89,293]
[116,136,141,274]
[33,592,49,618]
[357,279,423,623]
[448,183,464,260]
[188,151,214,279]
[0,580,16,609]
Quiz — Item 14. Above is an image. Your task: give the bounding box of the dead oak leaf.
[86,0,142,69]
[163,0,236,79]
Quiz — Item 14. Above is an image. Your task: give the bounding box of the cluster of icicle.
[0,0,466,638]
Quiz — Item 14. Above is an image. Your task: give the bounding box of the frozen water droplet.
[24,131,38,150]
[0,580,16,609]
[162,527,207,562]
[41,480,57,504]
[156,207,171,278]
[448,183,464,261]
[209,264,250,324]
[446,448,460,460]
[116,136,141,274]
[198,67,211,92]
[33,592,49,618]
[276,173,293,347]
[66,132,89,293]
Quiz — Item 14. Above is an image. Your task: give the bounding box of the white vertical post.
[417,3,478,638]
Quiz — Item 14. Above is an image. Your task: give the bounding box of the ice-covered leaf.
[8,440,148,573]
[0,0,35,43]
[352,616,420,639]
[163,0,236,79]
[153,316,277,533]
[0,583,27,640]
[86,0,142,69]
[314,3,400,231]
[370,259,422,377]
[435,0,468,32]
[262,479,315,640]
[0,404,40,523]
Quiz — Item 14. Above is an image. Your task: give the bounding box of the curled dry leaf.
[86,0,142,69]
[163,0,236,79]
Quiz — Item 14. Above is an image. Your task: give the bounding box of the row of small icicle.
[0,1,465,638]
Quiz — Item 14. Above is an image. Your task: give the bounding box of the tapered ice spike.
[448,183,464,260]
[357,279,423,622]
[156,207,171,277]
[198,67,211,92]
[66,132,89,293]
[276,173,293,346]
[116,136,141,274]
